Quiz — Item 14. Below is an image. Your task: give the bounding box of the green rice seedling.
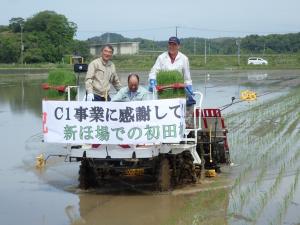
[233,174,242,189]
[156,70,185,99]
[229,198,239,213]
[236,184,257,213]
[44,69,77,100]
[239,192,247,208]
[260,192,268,208]
[249,207,258,221]
[272,166,300,225]
[293,168,300,191]
[271,164,286,196]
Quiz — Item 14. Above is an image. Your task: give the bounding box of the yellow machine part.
[205,169,217,177]
[240,90,257,101]
[35,154,46,169]
[124,168,144,176]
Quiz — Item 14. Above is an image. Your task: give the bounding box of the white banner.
[42,99,186,144]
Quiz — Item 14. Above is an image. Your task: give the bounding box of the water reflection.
[0,76,44,116]
[247,73,268,81]
[72,192,181,225]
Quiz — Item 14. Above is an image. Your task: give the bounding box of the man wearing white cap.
[148,36,195,105]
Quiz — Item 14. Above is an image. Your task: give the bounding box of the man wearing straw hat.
[85,44,122,101]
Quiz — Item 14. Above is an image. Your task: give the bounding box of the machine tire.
[181,151,197,183]
[78,158,97,189]
[157,158,171,191]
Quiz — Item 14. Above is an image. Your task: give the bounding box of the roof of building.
[89,42,140,47]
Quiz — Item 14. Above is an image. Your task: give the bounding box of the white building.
[90,42,139,56]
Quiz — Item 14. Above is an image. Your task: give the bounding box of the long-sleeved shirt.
[111,86,149,102]
[148,51,192,85]
[85,57,122,97]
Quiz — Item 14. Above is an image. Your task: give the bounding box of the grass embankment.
[114,54,300,71]
[0,63,72,76]
[1,54,300,72]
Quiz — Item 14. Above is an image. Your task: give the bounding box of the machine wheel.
[157,158,171,191]
[181,151,197,183]
[78,158,98,189]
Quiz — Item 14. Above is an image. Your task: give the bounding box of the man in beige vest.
[85,44,122,101]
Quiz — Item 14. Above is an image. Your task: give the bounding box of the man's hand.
[148,79,157,92]
[86,93,94,101]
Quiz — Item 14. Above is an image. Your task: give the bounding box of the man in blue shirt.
[112,74,148,102]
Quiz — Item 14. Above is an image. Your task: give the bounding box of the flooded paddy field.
[0,70,299,225]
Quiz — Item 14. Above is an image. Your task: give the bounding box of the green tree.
[0,33,19,63]
[9,17,25,33]
[24,11,77,63]
[70,40,90,60]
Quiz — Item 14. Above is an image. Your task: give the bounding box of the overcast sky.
[1,0,300,40]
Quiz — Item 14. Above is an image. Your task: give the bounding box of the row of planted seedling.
[241,137,300,223]
[229,131,299,216]
[226,88,300,223]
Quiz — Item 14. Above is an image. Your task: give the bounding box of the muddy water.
[0,70,299,225]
